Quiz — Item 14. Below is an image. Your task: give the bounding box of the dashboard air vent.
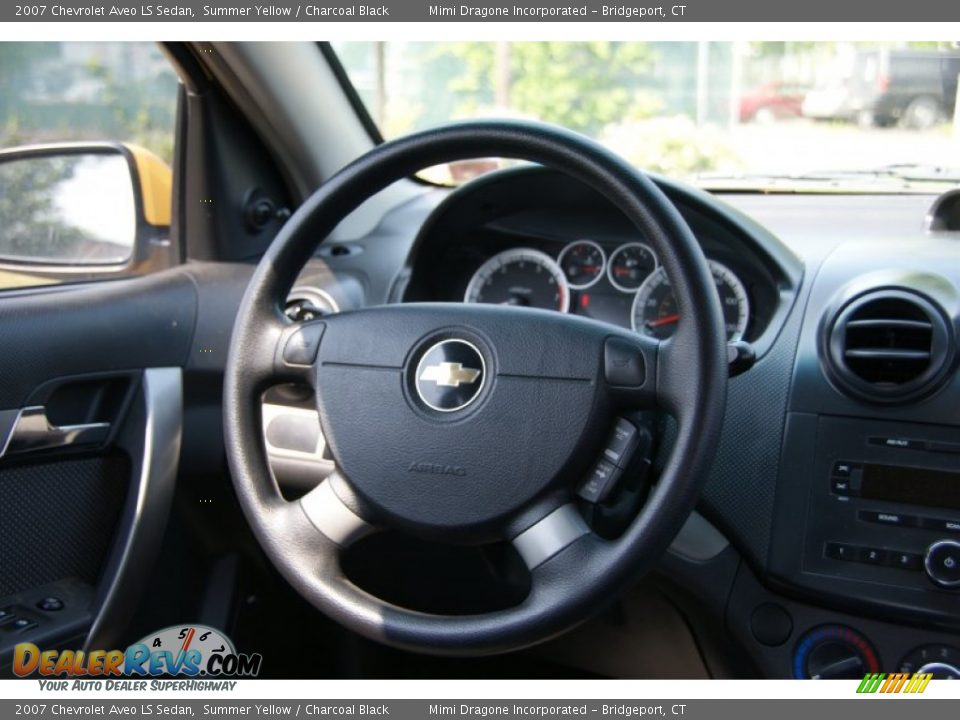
[825,290,954,404]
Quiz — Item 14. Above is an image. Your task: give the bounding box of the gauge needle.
[646,314,680,328]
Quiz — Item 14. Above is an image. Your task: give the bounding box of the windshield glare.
[334,41,960,188]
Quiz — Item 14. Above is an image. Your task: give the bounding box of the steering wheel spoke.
[511,502,591,571]
[298,471,378,548]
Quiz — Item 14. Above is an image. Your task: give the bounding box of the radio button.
[869,436,925,451]
[921,518,960,534]
[858,510,920,528]
[831,478,853,495]
[927,441,960,455]
[888,551,923,571]
[859,547,889,565]
[833,461,855,478]
[825,542,858,562]
[925,540,960,588]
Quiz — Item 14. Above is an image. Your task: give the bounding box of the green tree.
[417,42,658,135]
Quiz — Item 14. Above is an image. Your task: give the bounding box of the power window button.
[9,618,37,632]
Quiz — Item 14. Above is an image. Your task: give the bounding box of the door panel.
[0,270,195,670]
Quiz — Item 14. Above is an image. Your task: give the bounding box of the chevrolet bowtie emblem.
[419,362,482,388]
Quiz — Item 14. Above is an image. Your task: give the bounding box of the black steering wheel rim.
[223,120,728,656]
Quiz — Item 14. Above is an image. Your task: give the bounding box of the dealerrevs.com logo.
[14,624,262,683]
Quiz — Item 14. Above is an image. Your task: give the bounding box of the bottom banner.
[0,699,951,720]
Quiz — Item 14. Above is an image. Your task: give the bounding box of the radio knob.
[924,540,960,588]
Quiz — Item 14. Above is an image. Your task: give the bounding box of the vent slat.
[845,319,933,332]
[844,349,932,361]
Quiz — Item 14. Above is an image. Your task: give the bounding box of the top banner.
[5,0,960,22]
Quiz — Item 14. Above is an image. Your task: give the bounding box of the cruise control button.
[603,337,645,387]
[602,418,638,467]
[577,459,623,504]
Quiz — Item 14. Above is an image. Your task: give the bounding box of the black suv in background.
[803,49,960,129]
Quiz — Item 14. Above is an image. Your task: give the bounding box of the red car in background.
[739,81,808,122]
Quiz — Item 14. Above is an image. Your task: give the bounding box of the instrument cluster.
[463,238,750,342]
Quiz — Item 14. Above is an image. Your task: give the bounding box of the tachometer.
[631,260,749,341]
[464,248,570,312]
[607,242,658,292]
[557,240,606,289]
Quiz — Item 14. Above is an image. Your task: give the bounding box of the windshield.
[334,41,960,190]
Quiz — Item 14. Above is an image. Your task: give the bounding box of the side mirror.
[0,142,175,290]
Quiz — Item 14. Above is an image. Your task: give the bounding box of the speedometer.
[631,260,749,341]
[464,248,570,312]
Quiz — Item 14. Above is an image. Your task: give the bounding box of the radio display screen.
[862,464,960,510]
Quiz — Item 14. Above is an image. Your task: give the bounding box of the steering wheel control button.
[925,540,960,588]
[603,337,645,387]
[602,418,639,467]
[577,459,623,504]
[0,608,14,625]
[282,321,325,366]
[413,339,485,413]
[36,597,63,612]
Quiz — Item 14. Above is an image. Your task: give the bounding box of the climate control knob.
[924,540,960,588]
[794,625,880,679]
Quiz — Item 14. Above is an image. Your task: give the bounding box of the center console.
[761,255,960,678]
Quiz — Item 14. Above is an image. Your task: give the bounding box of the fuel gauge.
[607,242,658,292]
[558,240,606,290]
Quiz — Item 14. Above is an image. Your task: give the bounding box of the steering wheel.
[223,121,727,656]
